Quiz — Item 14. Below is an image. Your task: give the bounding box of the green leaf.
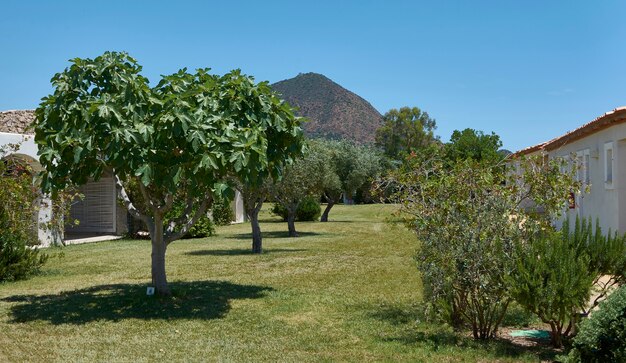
[135,164,152,186]
[73,146,83,164]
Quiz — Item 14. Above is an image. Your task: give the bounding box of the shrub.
[167,202,215,239]
[564,286,626,362]
[211,198,235,226]
[509,230,595,348]
[0,149,48,282]
[271,195,321,221]
[0,227,48,282]
[383,150,580,341]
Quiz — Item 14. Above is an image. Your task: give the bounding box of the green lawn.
[0,204,553,362]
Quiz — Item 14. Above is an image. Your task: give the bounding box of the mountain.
[271,73,383,144]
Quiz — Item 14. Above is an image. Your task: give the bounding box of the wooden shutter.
[69,177,116,233]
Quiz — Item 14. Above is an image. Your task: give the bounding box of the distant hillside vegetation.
[271,73,383,144]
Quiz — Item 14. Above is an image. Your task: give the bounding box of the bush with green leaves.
[564,285,626,362]
[168,202,214,238]
[0,147,47,282]
[383,149,579,340]
[211,198,235,226]
[271,195,321,221]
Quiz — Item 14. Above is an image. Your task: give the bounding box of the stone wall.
[0,110,35,134]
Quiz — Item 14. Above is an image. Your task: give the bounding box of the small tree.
[235,178,271,253]
[509,230,595,347]
[311,139,384,221]
[270,143,328,236]
[35,52,303,295]
[385,150,579,339]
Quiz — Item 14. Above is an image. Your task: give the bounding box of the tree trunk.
[151,215,170,296]
[320,201,335,222]
[287,209,298,237]
[250,206,263,254]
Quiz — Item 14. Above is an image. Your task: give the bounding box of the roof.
[0,110,36,135]
[513,107,626,157]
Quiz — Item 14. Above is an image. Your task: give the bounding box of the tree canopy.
[375,106,438,160]
[444,128,504,164]
[34,51,304,295]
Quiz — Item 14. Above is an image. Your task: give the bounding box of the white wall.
[546,124,626,234]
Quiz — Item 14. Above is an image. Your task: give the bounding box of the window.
[605,142,614,187]
[577,149,590,185]
[584,153,590,185]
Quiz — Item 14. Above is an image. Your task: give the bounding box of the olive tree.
[34,52,303,295]
[270,143,328,236]
[311,139,385,221]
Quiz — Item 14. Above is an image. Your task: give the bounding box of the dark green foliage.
[211,198,235,226]
[167,202,214,239]
[271,196,321,221]
[510,230,594,347]
[0,228,48,282]
[443,128,504,164]
[500,302,538,328]
[375,106,438,160]
[564,286,626,363]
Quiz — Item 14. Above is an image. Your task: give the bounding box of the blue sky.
[1,1,625,151]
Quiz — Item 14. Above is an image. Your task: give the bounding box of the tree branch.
[114,175,153,233]
[164,197,211,244]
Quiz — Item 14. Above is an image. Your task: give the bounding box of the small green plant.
[211,198,235,226]
[563,285,626,362]
[271,195,321,222]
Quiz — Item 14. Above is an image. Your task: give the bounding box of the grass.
[0,204,554,362]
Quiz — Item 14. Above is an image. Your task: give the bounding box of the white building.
[514,107,626,234]
[0,110,245,246]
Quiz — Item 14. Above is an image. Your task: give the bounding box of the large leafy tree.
[34,52,303,295]
[375,106,438,160]
[444,128,504,164]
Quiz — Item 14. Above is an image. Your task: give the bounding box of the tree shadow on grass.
[225,231,326,240]
[2,280,272,325]
[387,329,556,360]
[186,248,307,256]
[367,304,558,361]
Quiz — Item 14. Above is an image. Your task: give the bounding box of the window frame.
[605,142,615,188]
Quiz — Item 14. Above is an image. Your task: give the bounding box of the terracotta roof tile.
[513,107,626,157]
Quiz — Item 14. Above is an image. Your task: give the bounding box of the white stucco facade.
[516,107,626,235]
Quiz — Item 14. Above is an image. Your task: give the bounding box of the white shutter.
[69,177,116,233]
